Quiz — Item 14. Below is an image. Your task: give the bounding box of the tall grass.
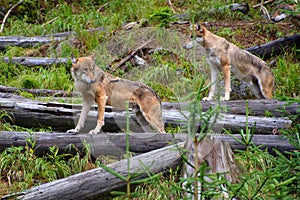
[273,55,300,98]
[0,138,98,196]
[0,61,73,91]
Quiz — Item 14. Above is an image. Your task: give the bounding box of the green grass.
[0,61,73,91]
[0,138,99,196]
[273,55,300,98]
[0,0,299,199]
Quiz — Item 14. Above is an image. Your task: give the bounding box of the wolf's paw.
[67,129,79,134]
[88,129,100,135]
[220,96,230,101]
[202,97,213,101]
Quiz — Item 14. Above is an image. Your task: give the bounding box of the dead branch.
[253,0,275,8]
[168,0,176,14]
[97,2,110,12]
[0,0,24,33]
[110,38,153,72]
[42,17,58,27]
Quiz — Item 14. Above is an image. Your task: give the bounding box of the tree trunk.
[0,97,293,134]
[3,57,76,66]
[181,136,240,199]
[1,142,185,200]
[1,97,292,134]
[1,89,298,117]
[0,132,295,158]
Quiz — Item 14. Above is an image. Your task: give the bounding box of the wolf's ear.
[195,22,201,30]
[190,22,200,31]
[199,24,207,34]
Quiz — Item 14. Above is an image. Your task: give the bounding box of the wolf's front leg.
[67,98,93,134]
[221,63,231,101]
[89,93,107,134]
[203,60,219,101]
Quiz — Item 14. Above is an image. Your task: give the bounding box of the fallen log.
[162,99,299,118]
[2,57,76,66]
[0,86,79,97]
[247,34,300,59]
[1,89,298,117]
[0,36,66,50]
[0,132,295,157]
[1,142,185,200]
[0,27,106,50]
[0,97,292,134]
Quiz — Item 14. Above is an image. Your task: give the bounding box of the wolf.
[185,23,274,101]
[271,4,300,28]
[67,55,165,134]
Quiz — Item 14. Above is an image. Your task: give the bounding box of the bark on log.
[0,27,105,50]
[1,88,298,117]
[1,142,185,200]
[246,34,300,59]
[162,99,299,118]
[0,36,66,50]
[3,57,76,66]
[0,132,295,158]
[0,86,79,97]
[0,97,292,134]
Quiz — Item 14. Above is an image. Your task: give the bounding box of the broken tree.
[182,136,240,199]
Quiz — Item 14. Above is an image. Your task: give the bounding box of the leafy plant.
[148,7,174,27]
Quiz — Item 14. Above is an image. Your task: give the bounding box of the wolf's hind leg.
[139,103,165,133]
[252,77,265,99]
[135,109,154,133]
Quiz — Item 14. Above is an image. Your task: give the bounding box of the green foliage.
[148,7,174,27]
[0,0,299,198]
[273,55,300,98]
[0,138,97,194]
[0,62,73,91]
[147,82,175,102]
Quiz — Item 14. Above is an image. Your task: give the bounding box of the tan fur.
[67,56,165,134]
[187,24,274,101]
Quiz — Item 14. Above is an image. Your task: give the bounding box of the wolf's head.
[71,56,96,84]
[183,23,206,49]
[189,23,207,39]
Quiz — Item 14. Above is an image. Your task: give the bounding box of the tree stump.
[181,136,241,199]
